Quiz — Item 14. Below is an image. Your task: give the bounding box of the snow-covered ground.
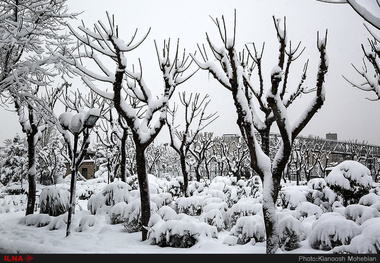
[0,164,379,254]
[0,207,320,254]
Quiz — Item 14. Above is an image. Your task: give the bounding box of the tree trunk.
[262,174,279,254]
[180,156,189,197]
[66,133,79,237]
[119,127,128,182]
[25,132,37,215]
[135,143,150,241]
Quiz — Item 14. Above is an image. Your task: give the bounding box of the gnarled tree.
[65,12,196,240]
[192,11,328,253]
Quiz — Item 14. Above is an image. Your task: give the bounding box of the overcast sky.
[1,0,380,146]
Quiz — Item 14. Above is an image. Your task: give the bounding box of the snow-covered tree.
[192,11,329,253]
[36,125,66,185]
[167,92,218,196]
[319,0,380,100]
[65,12,196,240]
[0,135,27,186]
[0,0,76,215]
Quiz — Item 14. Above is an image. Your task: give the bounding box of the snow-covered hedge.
[344,204,379,225]
[122,199,158,233]
[229,198,262,227]
[332,218,380,254]
[309,212,360,250]
[229,215,265,245]
[39,186,69,216]
[148,213,217,248]
[295,201,323,221]
[277,212,306,251]
[326,161,373,206]
[278,185,308,210]
[19,214,52,227]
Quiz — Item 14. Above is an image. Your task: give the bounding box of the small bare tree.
[167,92,218,196]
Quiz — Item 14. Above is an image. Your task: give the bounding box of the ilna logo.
[3,255,33,262]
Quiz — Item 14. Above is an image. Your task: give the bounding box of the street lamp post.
[59,109,100,237]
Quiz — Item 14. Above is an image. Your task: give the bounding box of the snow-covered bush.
[122,199,158,233]
[199,209,225,231]
[333,218,380,254]
[309,212,360,250]
[108,202,128,224]
[102,181,131,206]
[277,212,306,251]
[246,175,263,196]
[87,181,132,215]
[77,215,97,232]
[148,214,217,248]
[308,178,327,191]
[344,204,379,225]
[167,179,181,197]
[202,201,229,229]
[87,192,110,215]
[358,192,380,206]
[20,214,51,227]
[278,185,308,210]
[156,205,177,221]
[325,161,373,206]
[187,180,205,196]
[39,186,69,216]
[295,201,323,221]
[48,213,68,230]
[229,215,265,245]
[229,199,262,228]
[175,195,210,216]
[150,193,173,209]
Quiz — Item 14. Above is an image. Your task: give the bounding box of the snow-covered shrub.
[332,218,380,254]
[20,214,51,227]
[344,204,379,225]
[308,178,327,191]
[202,201,229,229]
[148,215,217,248]
[199,209,225,231]
[5,184,25,195]
[167,179,181,197]
[156,205,177,221]
[325,161,373,206]
[200,188,227,201]
[295,201,323,221]
[108,202,128,224]
[122,199,158,233]
[87,192,110,215]
[331,201,346,216]
[87,181,132,215]
[77,215,97,232]
[229,199,262,228]
[175,195,210,216]
[229,215,265,245]
[39,186,69,216]
[277,212,306,251]
[150,193,173,209]
[309,212,360,250]
[48,213,67,230]
[278,186,308,210]
[359,192,380,206]
[187,180,205,196]
[102,181,131,206]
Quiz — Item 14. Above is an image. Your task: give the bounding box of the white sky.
[1,0,380,146]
